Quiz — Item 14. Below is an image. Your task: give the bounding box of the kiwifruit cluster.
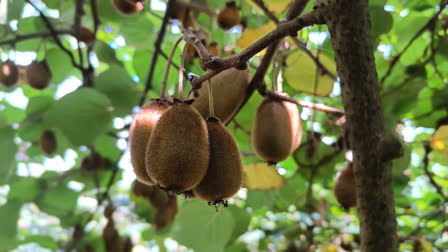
[0,60,19,87]
[129,99,171,185]
[111,0,144,15]
[252,93,302,164]
[39,129,57,155]
[217,1,240,30]
[26,60,52,90]
[102,204,133,251]
[333,163,357,210]
[189,61,251,124]
[132,180,178,230]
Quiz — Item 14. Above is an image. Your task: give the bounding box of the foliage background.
[0,0,447,251]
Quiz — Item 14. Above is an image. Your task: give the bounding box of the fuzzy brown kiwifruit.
[152,196,178,230]
[251,94,302,164]
[76,26,95,46]
[81,152,108,172]
[132,179,155,198]
[111,0,144,15]
[168,1,188,21]
[0,60,19,87]
[193,117,243,204]
[39,130,57,155]
[132,180,169,208]
[102,218,123,252]
[217,1,240,30]
[103,203,116,219]
[181,9,196,29]
[333,163,357,210]
[129,100,171,185]
[189,63,250,123]
[146,102,209,192]
[26,60,52,90]
[207,42,220,57]
[122,237,133,252]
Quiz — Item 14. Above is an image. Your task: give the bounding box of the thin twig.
[139,0,177,106]
[0,30,73,46]
[422,143,448,202]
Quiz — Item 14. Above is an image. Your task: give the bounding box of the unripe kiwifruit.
[146,102,209,192]
[111,0,144,15]
[189,63,250,123]
[251,94,302,164]
[129,100,171,185]
[152,195,178,230]
[39,129,57,155]
[76,26,95,46]
[0,60,19,87]
[217,1,240,30]
[333,163,357,209]
[207,42,220,57]
[26,60,52,90]
[193,117,243,204]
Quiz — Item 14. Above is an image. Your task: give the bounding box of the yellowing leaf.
[237,22,276,56]
[243,163,285,189]
[245,0,292,13]
[284,50,337,96]
[432,125,448,152]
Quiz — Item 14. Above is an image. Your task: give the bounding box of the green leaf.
[0,199,22,237]
[284,50,336,96]
[0,126,17,185]
[35,184,78,218]
[25,96,54,116]
[9,177,44,202]
[369,6,393,37]
[22,235,58,250]
[94,65,141,116]
[46,48,76,85]
[93,41,122,66]
[226,206,251,246]
[172,200,235,252]
[44,88,113,146]
[7,0,25,22]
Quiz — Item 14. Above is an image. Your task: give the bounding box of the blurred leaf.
[245,0,291,13]
[44,88,113,146]
[432,125,448,153]
[22,235,58,250]
[35,183,78,218]
[9,177,44,202]
[226,206,251,246]
[237,22,276,56]
[369,6,393,37]
[93,41,122,66]
[172,200,235,252]
[46,48,76,85]
[0,126,17,185]
[0,199,22,237]
[243,163,285,189]
[284,50,336,96]
[25,95,54,116]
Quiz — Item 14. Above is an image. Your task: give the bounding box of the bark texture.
[316,0,398,251]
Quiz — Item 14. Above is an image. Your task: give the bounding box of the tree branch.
[0,30,73,46]
[422,143,448,202]
[139,0,176,106]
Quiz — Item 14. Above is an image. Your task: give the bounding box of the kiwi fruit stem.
[161,36,183,99]
[178,39,192,101]
[208,79,215,118]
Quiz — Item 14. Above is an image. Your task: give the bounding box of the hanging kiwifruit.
[193,117,243,204]
[189,63,250,123]
[207,42,220,57]
[76,26,95,47]
[132,179,155,198]
[129,100,171,185]
[39,129,57,155]
[81,151,108,172]
[217,1,240,30]
[252,94,302,164]
[333,163,357,210]
[111,0,144,15]
[26,60,52,90]
[102,218,123,252]
[167,0,188,21]
[148,185,169,208]
[152,195,178,230]
[0,60,19,87]
[145,102,209,192]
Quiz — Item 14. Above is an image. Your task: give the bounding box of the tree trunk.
[316,0,399,251]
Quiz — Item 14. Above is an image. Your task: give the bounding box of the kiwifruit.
[76,26,95,46]
[26,60,52,90]
[333,163,357,209]
[193,117,243,204]
[152,195,178,230]
[168,1,188,21]
[129,100,171,185]
[0,60,19,87]
[189,62,250,123]
[102,218,123,252]
[122,237,133,252]
[81,151,108,172]
[132,179,155,198]
[148,185,169,208]
[103,203,116,219]
[39,129,57,155]
[111,0,144,15]
[251,94,302,164]
[207,42,220,57]
[145,102,209,192]
[217,1,240,30]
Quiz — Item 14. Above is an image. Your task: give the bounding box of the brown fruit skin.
[193,117,243,202]
[102,219,123,252]
[146,103,209,192]
[217,2,240,30]
[132,179,155,198]
[167,1,188,21]
[333,163,357,209]
[189,64,250,123]
[129,100,170,185]
[251,94,302,164]
[111,0,144,15]
[77,26,95,46]
[39,130,57,155]
[0,60,19,87]
[26,60,52,90]
[152,196,178,230]
[132,180,169,208]
[207,42,221,57]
